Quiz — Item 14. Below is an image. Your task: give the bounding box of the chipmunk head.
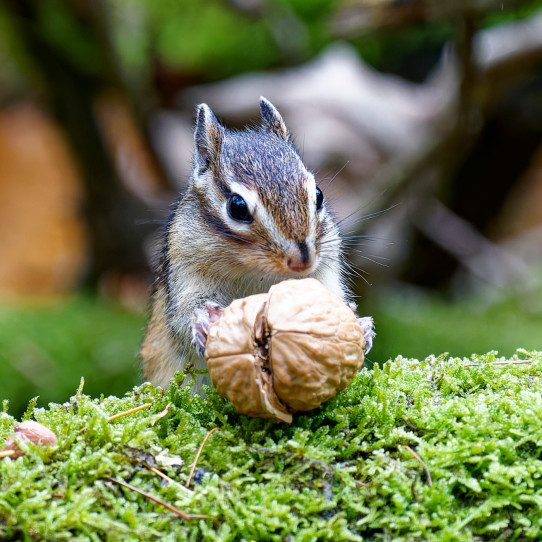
[190,97,338,278]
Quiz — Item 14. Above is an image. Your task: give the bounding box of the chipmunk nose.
[285,240,315,273]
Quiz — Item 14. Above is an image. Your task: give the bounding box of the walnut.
[204,278,366,423]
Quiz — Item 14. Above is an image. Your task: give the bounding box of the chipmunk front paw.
[357,316,375,354]
[346,302,376,354]
[191,302,224,356]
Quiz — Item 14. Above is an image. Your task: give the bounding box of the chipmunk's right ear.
[260,97,290,141]
[194,104,224,174]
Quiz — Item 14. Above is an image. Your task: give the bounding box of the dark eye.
[228,194,252,223]
[316,187,324,210]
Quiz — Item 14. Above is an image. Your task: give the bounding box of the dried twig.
[107,403,152,422]
[463,360,532,367]
[354,480,370,488]
[150,403,171,426]
[143,462,193,494]
[413,199,533,289]
[186,427,220,488]
[249,446,336,482]
[105,476,208,520]
[0,450,16,458]
[80,403,153,434]
[403,445,433,486]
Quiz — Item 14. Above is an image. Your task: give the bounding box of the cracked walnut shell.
[204,278,366,423]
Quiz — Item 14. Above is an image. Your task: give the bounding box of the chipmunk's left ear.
[260,97,290,141]
[194,103,224,175]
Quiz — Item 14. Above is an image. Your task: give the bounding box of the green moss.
[1,350,541,540]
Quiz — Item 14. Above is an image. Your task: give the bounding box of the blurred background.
[1,0,542,417]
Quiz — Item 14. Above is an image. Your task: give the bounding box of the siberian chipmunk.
[141,97,374,390]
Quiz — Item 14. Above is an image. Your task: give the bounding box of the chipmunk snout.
[285,240,316,273]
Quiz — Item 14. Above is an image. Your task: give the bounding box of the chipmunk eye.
[228,194,253,223]
[316,187,324,210]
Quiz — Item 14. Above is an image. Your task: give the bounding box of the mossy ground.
[1,350,541,540]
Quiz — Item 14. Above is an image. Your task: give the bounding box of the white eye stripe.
[217,174,320,246]
[254,204,283,245]
[306,172,317,239]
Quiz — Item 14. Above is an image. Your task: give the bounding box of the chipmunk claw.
[358,316,375,354]
[191,302,224,357]
[346,302,375,354]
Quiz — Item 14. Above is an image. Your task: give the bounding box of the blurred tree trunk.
[3,0,165,288]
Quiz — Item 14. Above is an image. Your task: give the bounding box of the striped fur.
[141,98,351,390]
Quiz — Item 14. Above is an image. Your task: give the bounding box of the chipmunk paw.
[191,302,224,356]
[357,316,375,354]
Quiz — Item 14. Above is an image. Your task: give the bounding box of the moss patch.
[1,350,541,540]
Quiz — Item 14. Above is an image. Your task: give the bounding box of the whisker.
[337,234,393,243]
[343,264,372,286]
[336,203,400,231]
[319,162,350,192]
[345,250,390,264]
[352,255,389,268]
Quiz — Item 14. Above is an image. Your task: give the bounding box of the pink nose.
[285,240,314,273]
[286,258,312,272]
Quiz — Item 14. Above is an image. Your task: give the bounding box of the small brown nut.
[1,420,58,459]
[204,278,366,423]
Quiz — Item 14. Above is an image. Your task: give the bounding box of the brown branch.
[143,463,193,495]
[353,10,542,235]
[330,0,535,36]
[403,445,433,486]
[412,198,534,288]
[150,403,171,427]
[104,476,208,521]
[0,450,16,458]
[186,427,220,488]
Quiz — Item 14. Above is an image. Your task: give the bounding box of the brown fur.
[141,98,349,390]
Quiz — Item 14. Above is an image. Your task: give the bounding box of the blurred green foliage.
[483,0,542,25]
[147,1,277,75]
[370,291,542,364]
[1,291,540,419]
[114,0,339,78]
[0,297,144,419]
[2,0,541,99]
[37,1,105,76]
[0,0,341,99]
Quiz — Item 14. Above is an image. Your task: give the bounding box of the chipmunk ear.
[194,103,224,174]
[260,97,290,141]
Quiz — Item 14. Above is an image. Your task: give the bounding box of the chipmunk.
[140,97,374,390]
